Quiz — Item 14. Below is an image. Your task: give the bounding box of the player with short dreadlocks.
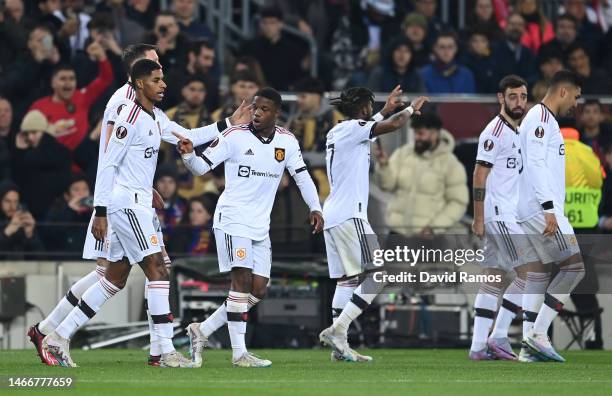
[319,85,428,362]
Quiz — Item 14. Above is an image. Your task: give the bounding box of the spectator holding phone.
[0,181,45,259]
[44,173,93,256]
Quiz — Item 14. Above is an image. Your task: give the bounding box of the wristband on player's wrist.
[401,106,414,116]
[94,206,107,217]
[372,112,384,122]
[541,201,554,212]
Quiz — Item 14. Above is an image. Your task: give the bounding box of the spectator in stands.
[212,71,260,122]
[240,6,308,90]
[0,182,45,259]
[419,30,476,94]
[53,0,91,55]
[265,0,329,49]
[367,37,426,93]
[95,0,147,47]
[359,0,402,60]
[512,0,554,54]
[286,77,342,200]
[531,50,564,101]
[491,12,538,86]
[144,11,191,71]
[563,0,603,51]
[0,97,13,181]
[172,0,214,41]
[374,112,469,237]
[29,41,113,152]
[401,12,431,68]
[154,164,187,243]
[539,14,580,57]
[413,0,448,45]
[168,194,217,256]
[163,40,219,110]
[231,56,267,87]
[45,173,92,255]
[566,43,612,95]
[12,110,71,219]
[0,25,64,116]
[0,0,30,77]
[462,29,501,94]
[462,0,504,41]
[579,99,612,159]
[124,0,158,30]
[599,145,612,232]
[602,27,612,75]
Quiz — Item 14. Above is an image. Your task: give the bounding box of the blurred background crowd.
[1,0,612,260]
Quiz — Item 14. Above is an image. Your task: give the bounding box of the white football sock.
[333,283,378,336]
[144,279,161,356]
[39,266,105,335]
[199,293,261,338]
[147,281,174,354]
[491,277,524,339]
[470,284,500,352]
[55,277,119,339]
[332,278,359,321]
[522,272,549,337]
[226,291,249,361]
[533,263,585,334]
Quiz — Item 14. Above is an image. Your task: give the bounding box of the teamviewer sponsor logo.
[144,147,159,158]
[238,165,251,177]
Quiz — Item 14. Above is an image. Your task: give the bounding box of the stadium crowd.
[1,0,612,259]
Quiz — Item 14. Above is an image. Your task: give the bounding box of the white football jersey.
[518,103,566,221]
[476,114,522,223]
[201,124,308,241]
[323,119,376,229]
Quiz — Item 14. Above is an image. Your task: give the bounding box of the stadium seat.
[557,307,604,350]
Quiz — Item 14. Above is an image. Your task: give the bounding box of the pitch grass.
[1,349,611,396]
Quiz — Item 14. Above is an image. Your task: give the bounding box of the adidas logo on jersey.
[245,149,254,155]
[149,130,153,136]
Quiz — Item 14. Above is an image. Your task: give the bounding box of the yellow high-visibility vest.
[562,128,603,228]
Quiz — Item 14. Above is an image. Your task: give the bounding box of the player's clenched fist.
[92,216,108,242]
[310,211,324,234]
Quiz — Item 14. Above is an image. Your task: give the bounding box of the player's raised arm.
[371,95,428,137]
[175,132,233,176]
[92,121,136,240]
[285,140,324,233]
[161,100,253,146]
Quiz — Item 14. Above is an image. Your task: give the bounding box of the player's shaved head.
[548,70,581,92]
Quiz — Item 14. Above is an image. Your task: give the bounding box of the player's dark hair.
[130,59,162,84]
[411,112,443,130]
[52,64,75,78]
[330,87,374,118]
[498,75,527,95]
[548,70,582,91]
[122,44,157,73]
[255,87,282,108]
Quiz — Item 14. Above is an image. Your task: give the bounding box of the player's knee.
[231,268,252,292]
[143,254,169,281]
[251,285,267,300]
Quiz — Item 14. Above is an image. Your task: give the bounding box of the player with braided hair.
[319,85,427,362]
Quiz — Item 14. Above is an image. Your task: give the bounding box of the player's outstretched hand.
[92,216,108,242]
[152,188,165,210]
[229,100,253,126]
[172,132,194,154]
[409,96,429,115]
[381,85,405,116]
[310,211,324,234]
[543,212,558,236]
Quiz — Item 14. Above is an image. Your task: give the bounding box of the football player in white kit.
[28,44,250,366]
[40,59,249,368]
[318,86,427,362]
[176,88,324,368]
[518,71,584,362]
[469,75,533,361]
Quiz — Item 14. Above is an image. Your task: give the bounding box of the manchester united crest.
[274,147,285,162]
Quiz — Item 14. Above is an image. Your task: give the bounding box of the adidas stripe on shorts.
[324,218,380,279]
[519,212,581,264]
[107,206,162,264]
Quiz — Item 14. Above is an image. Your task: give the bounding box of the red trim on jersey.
[126,104,138,124]
[492,118,503,137]
[275,126,296,138]
[540,104,549,123]
[127,105,141,125]
[222,125,248,136]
